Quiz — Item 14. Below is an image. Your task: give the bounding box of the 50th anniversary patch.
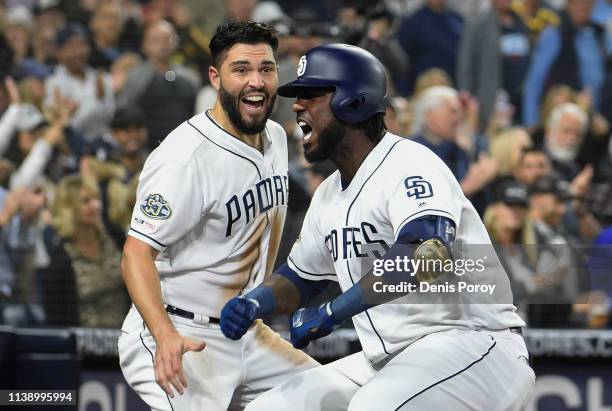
[140,193,172,220]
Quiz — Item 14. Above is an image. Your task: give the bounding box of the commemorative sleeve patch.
[133,216,158,233]
[140,193,172,220]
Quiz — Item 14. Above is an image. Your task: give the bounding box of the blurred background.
[0,0,610,410]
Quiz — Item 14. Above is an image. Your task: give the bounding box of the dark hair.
[209,21,279,67]
[519,147,547,162]
[56,23,89,48]
[111,106,146,129]
[353,113,387,143]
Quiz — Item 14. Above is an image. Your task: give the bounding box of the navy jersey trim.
[394,209,456,239]
[345,259,390,355]
[394,337,497,410]
[140,320,175,411]
[204,110,268,158]
[342,138,405,356]
[129,227,167,248]
[345,138,404,225]
[288,256,337,280]
[187,119,262,179]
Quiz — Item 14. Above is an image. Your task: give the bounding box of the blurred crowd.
[0,0,611,330]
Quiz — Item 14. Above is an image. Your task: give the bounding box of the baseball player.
[118,22,318,411]
[220,44,535,410]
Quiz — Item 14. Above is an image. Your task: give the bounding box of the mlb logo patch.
[140,193,172,220]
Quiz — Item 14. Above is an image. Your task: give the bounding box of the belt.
[166,305,220,325]
[510,327,523,336]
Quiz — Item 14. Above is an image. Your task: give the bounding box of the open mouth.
[242,94,266,111]
[297,119,312,141]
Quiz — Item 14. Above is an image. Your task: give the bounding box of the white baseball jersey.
[288,132,525,363]
[128,111,289,317]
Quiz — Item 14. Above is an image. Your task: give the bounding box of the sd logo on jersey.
[404,176,433,199]
[140,193,172,220]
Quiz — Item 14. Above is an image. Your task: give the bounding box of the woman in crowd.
[41,174,127,328]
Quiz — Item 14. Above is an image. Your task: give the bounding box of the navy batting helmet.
[277,44,387,124]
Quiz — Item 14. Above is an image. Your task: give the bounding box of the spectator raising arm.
[522,28,561,128]
[10,92,77,189]
[0,77,22,156]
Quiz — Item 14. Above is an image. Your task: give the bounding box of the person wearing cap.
[82,107,149,247]
[484,180,533,320]
[44,22,115,142]
[7,101,71,189]
[3,6,35,67]
[523,174,586,327]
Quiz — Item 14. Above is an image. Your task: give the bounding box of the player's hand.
[290,303,339,349]
[154,330,206,398]
[220,296,259,340]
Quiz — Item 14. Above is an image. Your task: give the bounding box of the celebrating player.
[220,44,535,410]
[118,22,318,411]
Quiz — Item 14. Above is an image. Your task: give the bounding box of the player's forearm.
[121,240,175,339]
[261,273,302,314]
[331,217,455,323]
[329,243,414,323]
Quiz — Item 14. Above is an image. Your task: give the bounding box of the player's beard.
[219,84,276,135]
[304,119,346,163]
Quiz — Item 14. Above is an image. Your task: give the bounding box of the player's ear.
[209,66,220,91]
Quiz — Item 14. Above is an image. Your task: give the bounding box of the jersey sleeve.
[387,162,462,241]
[287,203,337,282]
[128,158,203,251]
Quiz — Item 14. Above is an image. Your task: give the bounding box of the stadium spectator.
[531,85,610,168]
[41,174,127,327]
[117,20,199,149]
[32,0,66,32]
[522,0,606,128]
[3,6,34,68]
[357,4,409,96]
[109,52,142,95]
[514,147,553,186]
[83,107,148,247]
[396,0,464,95]
[483,179,532,317]
[14,60,49,111]
[523,174,581,327]
[7,89,79,189]
[511,0,560,43]
[411,86,498,200]
[457,0,531,128]
[44,23,115,142]
[412,67,452,97]
[489,127,533,178]
[30,24,57,68]
[0,77,22,157]
[87,1,125,70]
[592,0,612,55]
[166,1,214,82]
[0,182,48,326]
[543,102,588,181]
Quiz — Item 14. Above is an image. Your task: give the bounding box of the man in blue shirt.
[396,0,464,95]
[522,0,606,127]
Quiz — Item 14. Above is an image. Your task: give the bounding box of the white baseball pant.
[118,305,319,411]
[246,328,535,411]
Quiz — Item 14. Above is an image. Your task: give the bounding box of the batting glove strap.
[290,303,339,349]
